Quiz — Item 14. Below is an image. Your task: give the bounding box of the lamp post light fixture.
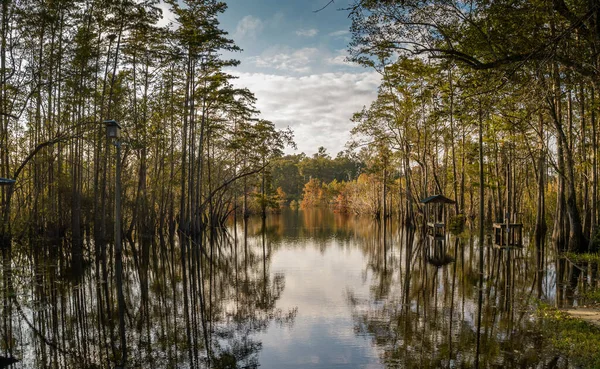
[104,119,121,139]
[104,119,127,367]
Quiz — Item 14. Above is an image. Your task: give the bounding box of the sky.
[160,0,381,156]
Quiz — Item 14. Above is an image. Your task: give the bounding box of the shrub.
[449,214,465,235]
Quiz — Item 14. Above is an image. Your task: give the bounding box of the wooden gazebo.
[420,194,455,239]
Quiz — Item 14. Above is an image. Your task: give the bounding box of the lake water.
[0,209,585,368]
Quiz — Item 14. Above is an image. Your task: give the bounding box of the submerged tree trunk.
[475,100,485,369]
[535,113,547,297]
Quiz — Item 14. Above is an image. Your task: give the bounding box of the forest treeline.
[268,0,600,260]
[278,0,600,259]
[0,0,297,255]
[267,148,403,217]
[332,0,600,257]
[267,148,362,202]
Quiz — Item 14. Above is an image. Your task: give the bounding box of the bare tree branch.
[197,163,269,213]
[13,134,82,180]
[314,0,334,13]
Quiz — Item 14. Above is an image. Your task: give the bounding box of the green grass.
[562,252,600,264]
[537,303,600,368]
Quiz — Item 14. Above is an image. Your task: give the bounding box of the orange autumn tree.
[328,180,351,213]
[276,187,287,209]
[300,178,328,209]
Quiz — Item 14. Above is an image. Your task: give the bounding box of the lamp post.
[104,119,127,367]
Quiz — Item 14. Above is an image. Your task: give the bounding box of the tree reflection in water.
[0,216,296,369]
[0,209,590,368]
[347,218,572,368]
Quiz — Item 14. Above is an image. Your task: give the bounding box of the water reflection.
[347,221,566,369]
[0,209,588,368]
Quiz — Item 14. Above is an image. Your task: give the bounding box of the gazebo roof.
[0,178,15,186]
[420,194,456,204]
[103,119,122,128]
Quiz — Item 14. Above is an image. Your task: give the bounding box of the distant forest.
[268,148,362,202]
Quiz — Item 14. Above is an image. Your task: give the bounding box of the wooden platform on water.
[426,222,446,240]
[492,223,523,249]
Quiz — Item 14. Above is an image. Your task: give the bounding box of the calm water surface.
[0,209,584,368]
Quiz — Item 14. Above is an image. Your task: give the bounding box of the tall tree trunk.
[590,85,598,251]
[0,0,10,244]
[475,100,485,369]
[449,66,459,214]
[179,55,191,234]
[535,113,547,296]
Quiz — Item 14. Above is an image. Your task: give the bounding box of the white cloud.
[156,1,176,29]
[250,47,320,73]
[235,15,264,40]
[247,47,359,74]
[328,30,350,38]
[296,28,319,37]
[325,49,358,67]
[230,71,381,155]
